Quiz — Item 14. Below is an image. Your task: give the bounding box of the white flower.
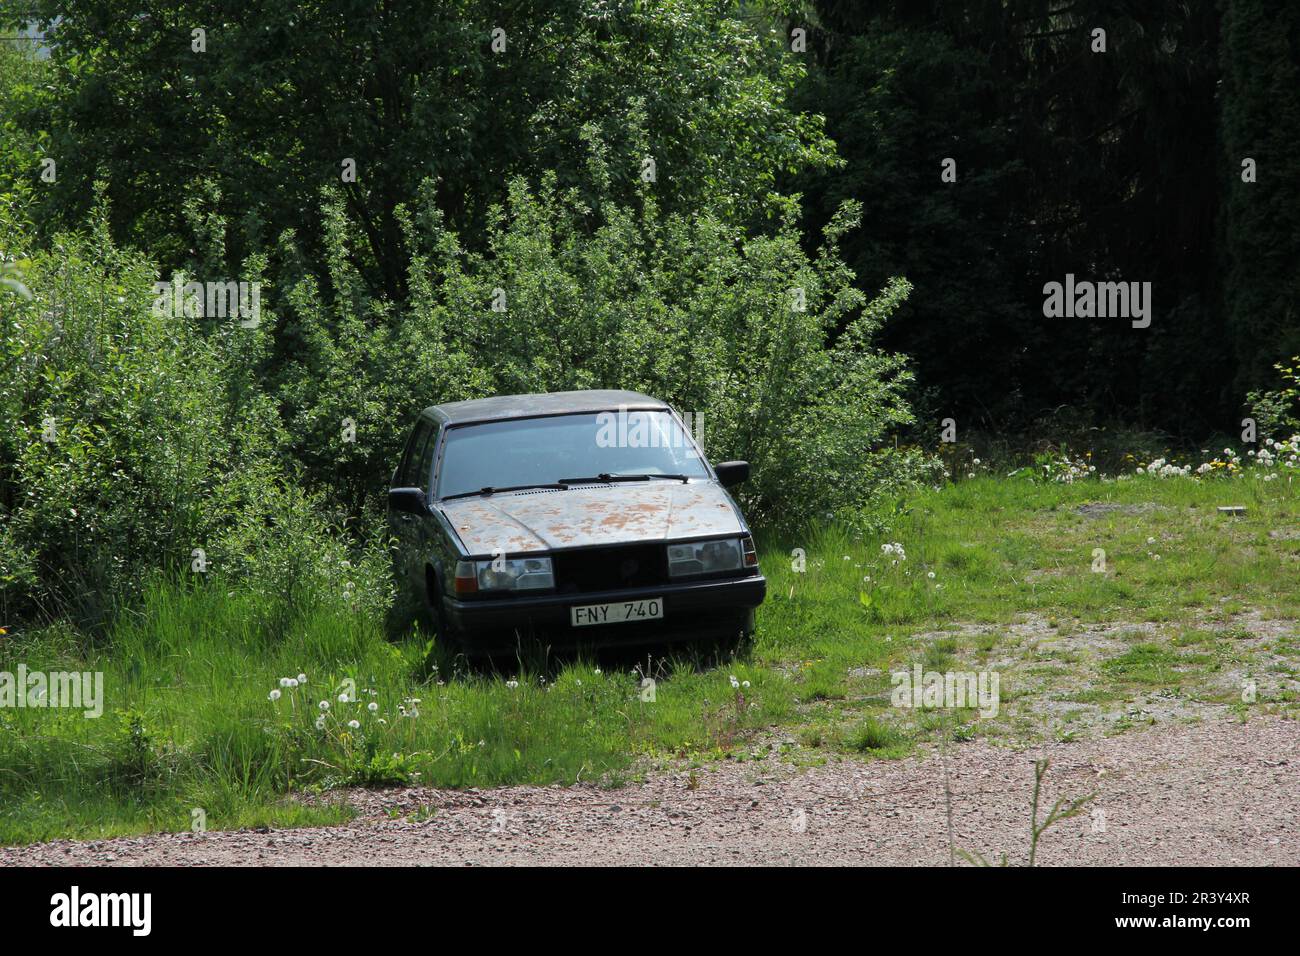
[973,458,981,465]
[297,673,307,684]
[319,700,329,711]
[730,675,740,689]
[348,720,360,730]
[268,689,281,701]
[1147,537,1155,544]
[286,678,299,688]
[279,677,292,688]
[927,571,936,579]
[742,680,751,689]
[506,680,519,689]
[367,702,378,713]
[338,692,350,703]
[315,717,326,730]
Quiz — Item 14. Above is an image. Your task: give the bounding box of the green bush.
[274,174,937,528]
[0,207,390,628]
[2,175,933,628]
[1246,356,1300,439]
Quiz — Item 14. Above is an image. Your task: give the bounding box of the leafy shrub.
[0,208,390,627]
[273,174,937,529]
[1247,356,1300,439]
[2,172,934,627]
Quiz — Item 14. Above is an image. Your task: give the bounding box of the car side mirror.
[389,487,428,516]
[714,461,750,488]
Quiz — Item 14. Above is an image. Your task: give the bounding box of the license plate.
[571,598,664,627]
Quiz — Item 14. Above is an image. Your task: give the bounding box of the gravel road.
[3,716,1295,866]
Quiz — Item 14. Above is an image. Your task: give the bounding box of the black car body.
[388,390,765,655]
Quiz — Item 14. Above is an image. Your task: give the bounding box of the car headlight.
[455,556,554,593]
[667,536,756,577]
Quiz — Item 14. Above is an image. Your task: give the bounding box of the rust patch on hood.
[441,482,742,555]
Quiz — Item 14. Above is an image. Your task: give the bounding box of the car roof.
[425,390,669,426]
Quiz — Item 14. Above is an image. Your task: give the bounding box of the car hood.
[439,481,745,554]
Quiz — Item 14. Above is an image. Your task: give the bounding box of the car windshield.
[436,410,709,499]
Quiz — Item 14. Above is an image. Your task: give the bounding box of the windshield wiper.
[441,483,569,501]
[557,473,692,485]
[443,474,693,501]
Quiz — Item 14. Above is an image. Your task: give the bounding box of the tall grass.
[0,578,790,843]
[3,470,1297,844]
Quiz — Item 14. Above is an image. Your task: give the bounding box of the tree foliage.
[794,0,1233,436]
[10,0,836,298]
[1220,0,1300,397]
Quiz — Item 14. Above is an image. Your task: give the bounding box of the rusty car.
[388,390,766,656]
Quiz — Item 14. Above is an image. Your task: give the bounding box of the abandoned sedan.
[389,390,765,655]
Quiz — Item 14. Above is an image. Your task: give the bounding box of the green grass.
[843,718,910,757]
[3,471,1298,844]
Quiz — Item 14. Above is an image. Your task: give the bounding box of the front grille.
[553,544,668,593]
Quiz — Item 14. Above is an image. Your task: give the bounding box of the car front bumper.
[443,573,766,652]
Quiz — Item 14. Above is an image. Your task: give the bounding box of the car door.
[412,421,443,590]
[391,417,436,591]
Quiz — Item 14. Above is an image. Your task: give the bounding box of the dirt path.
[3,716,1296,866]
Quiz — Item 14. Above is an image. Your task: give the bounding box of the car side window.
[400,420,434,488]
[417,424,441,491]
[396,426,421,487]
